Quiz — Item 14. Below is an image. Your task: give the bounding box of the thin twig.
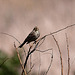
[30,54,32,75]
[52,35,63,75]
[21,39,41,75]
[45,49,53,75]
[37,37,46,47]
[14,43,27,75]
[32,51,53,64]
[0,32,26,55]
[27,64,35,74]
[36,48,53,53]
[1,32,20,43]
[38,48,41,75]
[66,33,70,75]
[41,24,75,40]
[0,58,9,68]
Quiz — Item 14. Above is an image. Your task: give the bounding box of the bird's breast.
[35,31,40,38]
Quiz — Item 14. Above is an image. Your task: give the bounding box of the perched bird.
[19,26,40,48]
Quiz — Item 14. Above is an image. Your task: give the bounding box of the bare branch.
[38,50,41,75]
[1,32,20,44]
[1,32,26,55]
[21,39,41,75]
[40,24,75,40]
[14,43,27,75]
[27,64,35,74]
[37,37,46,47]
[36,48,53,53]
[66,33,70,75]
[0,58,9,68]
[30,54,32,75]
[46,24,75,37]
[52,35,63,75]
[45,49,53,75]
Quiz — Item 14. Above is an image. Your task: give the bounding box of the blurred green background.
[0,50,20,75]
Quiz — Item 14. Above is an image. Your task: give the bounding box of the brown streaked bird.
[19,26,40,48]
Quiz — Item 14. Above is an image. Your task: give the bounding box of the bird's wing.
[25,31,36,43]
[27,31,35,38]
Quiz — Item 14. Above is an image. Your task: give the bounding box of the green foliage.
[0,50,20,75]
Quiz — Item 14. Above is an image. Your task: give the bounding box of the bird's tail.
[19,40,26,48]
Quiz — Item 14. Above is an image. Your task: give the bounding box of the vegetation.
[0,50,20,75]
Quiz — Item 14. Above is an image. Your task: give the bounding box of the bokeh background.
[0,0,75,75]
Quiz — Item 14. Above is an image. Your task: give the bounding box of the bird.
[19,26,40,48]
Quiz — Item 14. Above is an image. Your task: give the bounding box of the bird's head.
[33,26,39,31]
